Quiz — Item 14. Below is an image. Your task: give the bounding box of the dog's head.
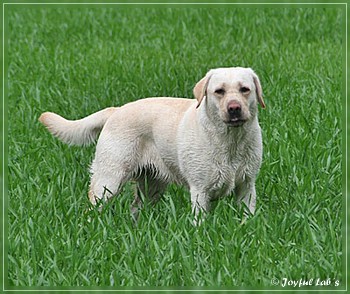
[193,67,265,127]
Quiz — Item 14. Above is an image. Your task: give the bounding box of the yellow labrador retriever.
[39,67,265,224]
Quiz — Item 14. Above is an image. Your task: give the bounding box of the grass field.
[6,4,344,289]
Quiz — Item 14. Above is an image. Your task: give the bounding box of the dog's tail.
[39,107,117,146]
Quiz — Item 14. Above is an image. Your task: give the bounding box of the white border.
[2,1,348,292]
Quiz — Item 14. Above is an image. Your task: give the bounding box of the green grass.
[6,5,343,289]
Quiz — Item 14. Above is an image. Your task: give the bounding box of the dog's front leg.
[235,178,257,215]
[190,187,211,226]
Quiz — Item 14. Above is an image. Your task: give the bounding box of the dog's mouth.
[225,118,246,127]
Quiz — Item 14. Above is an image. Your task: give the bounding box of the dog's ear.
[193,71,212,108]
[250,69,266,108]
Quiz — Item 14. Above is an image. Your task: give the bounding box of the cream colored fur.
[39,67,265,224]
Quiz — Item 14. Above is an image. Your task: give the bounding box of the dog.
[39,67,266,224]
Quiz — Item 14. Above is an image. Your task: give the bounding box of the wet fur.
[39,67,265,224]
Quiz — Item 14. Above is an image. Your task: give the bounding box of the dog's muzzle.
[225,101,246,127]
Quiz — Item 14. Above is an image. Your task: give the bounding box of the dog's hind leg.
[190,187,211,226]
[235,178,257,215]
[88,151,134,209]
[88,171,129,209]
[130,171,167,222]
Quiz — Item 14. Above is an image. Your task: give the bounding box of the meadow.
[6,4,344,290]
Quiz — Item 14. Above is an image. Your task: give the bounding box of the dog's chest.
[208,137,256,198]
[208,147,251,199]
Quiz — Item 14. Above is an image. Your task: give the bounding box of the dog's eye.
[214,88,225,95]
[240,87,250,94]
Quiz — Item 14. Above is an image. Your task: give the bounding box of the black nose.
[227,102,242,118]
